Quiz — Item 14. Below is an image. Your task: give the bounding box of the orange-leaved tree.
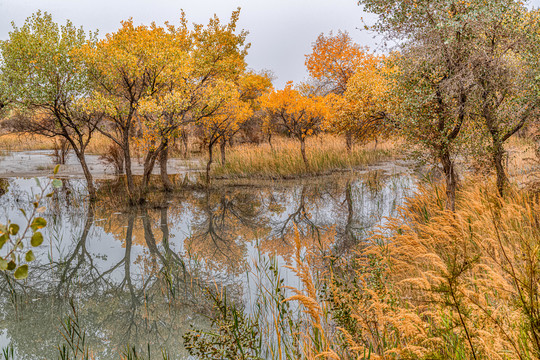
[260,82,328,169]
[305,30,371,95]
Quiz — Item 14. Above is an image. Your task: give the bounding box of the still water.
[0,170,413,359]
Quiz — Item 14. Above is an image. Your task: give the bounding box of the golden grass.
[0,132,113,155]
[0,133,57,151]
[324,179,540,359]
[213,135,398,178]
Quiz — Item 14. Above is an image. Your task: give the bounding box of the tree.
[0,12,101,200]
[305,31,370,95]
[196,81,253,182]
[358,0,482,210]
[469,2,540,195]
[305,31,379,149]
[142,8,250,192]
[260,82,328,169]
[324,58,389,147]
[77,19,191,203]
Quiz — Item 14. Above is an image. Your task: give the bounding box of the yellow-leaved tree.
[77,19,191,203]
[78,9,249,202]
[196,80,253,182]
[324,58,389,148]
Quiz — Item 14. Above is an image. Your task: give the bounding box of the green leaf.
[14,265,28,280]
[30,217,47,232]
[0,234,8,249]
[31,232,44,247]
[25,250,35,262]
[52,179,63,189]
[0,259,7,271]
[8,223,19,236]
[7,261,16,271]
[53,164,60,174]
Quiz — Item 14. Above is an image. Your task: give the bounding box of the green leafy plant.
[0,165,62,280]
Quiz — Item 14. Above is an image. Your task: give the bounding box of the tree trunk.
[441,148,457,211]
[159,143,174,192]
[492,139,508,196]
[220,138,226,165]
[206,143,214,185]
[181,129,188,158]
[123,142,136,204]
[345,132,353,152]
[268,133,273,151]
[73,147,97,202]
[300,138,309,170]
[139,142,166,204]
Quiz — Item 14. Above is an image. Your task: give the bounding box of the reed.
[213,135,397,179]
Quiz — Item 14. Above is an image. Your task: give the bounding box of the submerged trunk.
[123,142,136,204]
[441,148,457,211]
[206,143,214,185]
[75,150,97,202]
[220,139,226,166]
[139,142,166,204]
[66,139,96,202]
[159,143,174,192]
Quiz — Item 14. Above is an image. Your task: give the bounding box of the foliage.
[324,58,389,145]
[0,167,60,280]
[183,288,262,360]
[305,31,371,95]
[0,11,100,199]
[260,82,329,167]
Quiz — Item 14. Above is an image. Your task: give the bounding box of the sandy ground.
[0,150,202,179]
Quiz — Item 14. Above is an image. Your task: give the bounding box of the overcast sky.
[1,0,539,88]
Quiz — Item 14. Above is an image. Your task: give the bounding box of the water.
[0,170,414,359]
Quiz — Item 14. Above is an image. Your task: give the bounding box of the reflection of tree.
[258,184,333,263]
[0,203,211,360]
[185,189,271,275]
[0,172,413,358]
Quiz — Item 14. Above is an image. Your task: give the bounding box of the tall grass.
[0,132,112,155]
[213,136,397,179]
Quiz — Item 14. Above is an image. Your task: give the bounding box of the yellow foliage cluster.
[324,60,390,143]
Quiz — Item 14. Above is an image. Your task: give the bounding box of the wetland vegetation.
[0,0,540,359]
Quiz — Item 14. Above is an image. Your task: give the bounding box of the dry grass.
[213,135,398,178]
[0,133,57,151]
[322,179,540,359]
[0,132,113,155]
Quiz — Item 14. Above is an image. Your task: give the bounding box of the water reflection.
[0,171,413,359]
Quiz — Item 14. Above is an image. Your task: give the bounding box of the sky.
[0,0,539,88]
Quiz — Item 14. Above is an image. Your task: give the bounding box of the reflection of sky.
[0,171,414,357]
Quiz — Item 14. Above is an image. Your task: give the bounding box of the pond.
[0,169,414,359]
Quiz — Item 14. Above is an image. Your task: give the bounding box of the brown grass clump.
[213,135,397,178]
[326,179,540,359]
